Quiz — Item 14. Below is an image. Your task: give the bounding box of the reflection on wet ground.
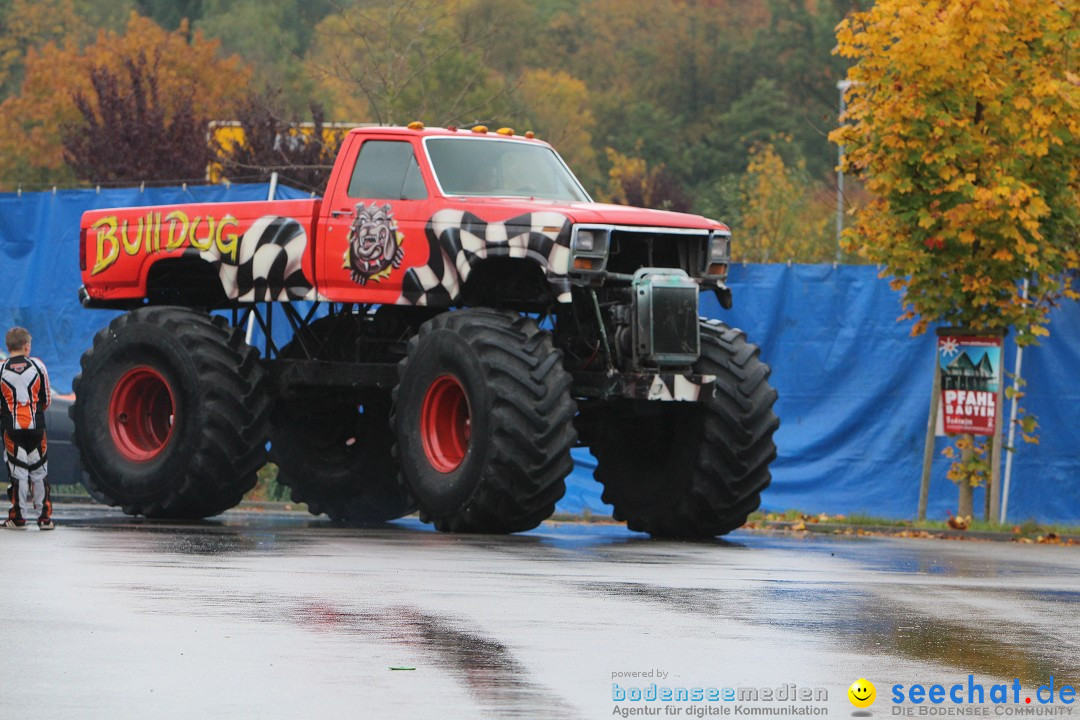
[3,506,1078,719]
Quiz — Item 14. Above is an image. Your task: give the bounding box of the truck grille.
[607,229,708,277]
[650,286,700,358]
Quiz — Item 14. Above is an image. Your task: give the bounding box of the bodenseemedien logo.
[610,678,829,717]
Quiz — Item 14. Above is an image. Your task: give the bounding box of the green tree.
[747,0,852,177]
[697,78,805,178]
[134,0,204,31]
[196,0,336,113]
[539,0,852,213]
[306,0,516,126]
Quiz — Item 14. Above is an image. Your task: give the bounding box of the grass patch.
[50,483,90,497]
[748,509,1080,538]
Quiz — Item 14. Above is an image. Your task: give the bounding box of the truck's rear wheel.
[591,320,779,538]
[270,316,414,524]
[70,307,270,518]
[393,309,576,533]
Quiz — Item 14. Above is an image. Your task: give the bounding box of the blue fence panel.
[562,264,1080,523]
[0,183,309,392]
[1,186,1076,522]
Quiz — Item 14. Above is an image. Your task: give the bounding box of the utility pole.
[835,79,853,262]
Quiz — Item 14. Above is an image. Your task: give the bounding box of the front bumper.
[572,371,716,402]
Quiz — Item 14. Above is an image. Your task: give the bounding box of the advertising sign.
[937,334,1003,436]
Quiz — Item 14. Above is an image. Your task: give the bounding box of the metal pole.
[918,348,941,521]
[267,171,279,203]
[245,172,279,346]
[1000,279,1029,523]
[835,79,852,262]
[988,338,1006,522]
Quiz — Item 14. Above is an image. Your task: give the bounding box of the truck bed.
[81,198,321,303]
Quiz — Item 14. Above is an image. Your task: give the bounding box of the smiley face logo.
[848,678,876,708]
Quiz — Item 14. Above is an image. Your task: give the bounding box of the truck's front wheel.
[590,320,779,538]
[393,309,577,533]
[70,307,270,518]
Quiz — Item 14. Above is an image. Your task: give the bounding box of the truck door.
[318,136,433,303]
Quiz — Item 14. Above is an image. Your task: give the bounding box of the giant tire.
[591,319,779,538]
[70,307,271,518]
[269,315,414,524]
[393,309,577,533]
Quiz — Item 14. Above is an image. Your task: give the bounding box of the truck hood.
[450,197,726,232]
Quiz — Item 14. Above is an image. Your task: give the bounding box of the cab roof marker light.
[496,127,514,136]
[407,121,425,130]
[472,125,489,133]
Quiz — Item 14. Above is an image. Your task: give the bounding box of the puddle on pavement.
[80,524,314,556]
[362,607,578,718]
[286,601,576,717]
[116,580,579,718]
[63,508,1080,699]
[577,578,1080,687]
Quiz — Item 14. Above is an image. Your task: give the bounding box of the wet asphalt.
[1,505,1078,720]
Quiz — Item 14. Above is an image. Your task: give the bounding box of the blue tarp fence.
[0,182,311,393]
[1,185,1077,522]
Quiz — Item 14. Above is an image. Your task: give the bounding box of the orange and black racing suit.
[1,355,51,526]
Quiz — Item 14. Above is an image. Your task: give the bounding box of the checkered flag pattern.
[187,216,318,302]
[398,210,573,306]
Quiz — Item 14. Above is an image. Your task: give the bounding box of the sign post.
[932,330,1006,520]
[917,355,941,522]
[937,333,1003,436]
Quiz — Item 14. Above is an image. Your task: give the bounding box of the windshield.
[425,137,590,201]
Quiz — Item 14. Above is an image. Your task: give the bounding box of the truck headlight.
[573,227,607,254]
[704,231,731,278]
[708,232,731,262]
[570,225,611,279]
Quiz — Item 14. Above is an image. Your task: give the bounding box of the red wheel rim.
[108,366,175,462]
[420,375,470,473]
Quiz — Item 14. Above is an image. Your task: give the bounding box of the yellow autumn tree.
[831,0,1079,518]
[0,11,252,188]
[517,69,600,192]
[600,148,691,213]
[0,0,81,91]
[738,141,833,263]
[831,0,1079,343]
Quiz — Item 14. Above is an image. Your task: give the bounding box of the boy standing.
[1,327,54,530]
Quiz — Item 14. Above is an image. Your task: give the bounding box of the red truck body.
[71,124,775,538]
[80,126,726,308]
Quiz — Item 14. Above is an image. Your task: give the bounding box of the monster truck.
[71,123,778,537]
